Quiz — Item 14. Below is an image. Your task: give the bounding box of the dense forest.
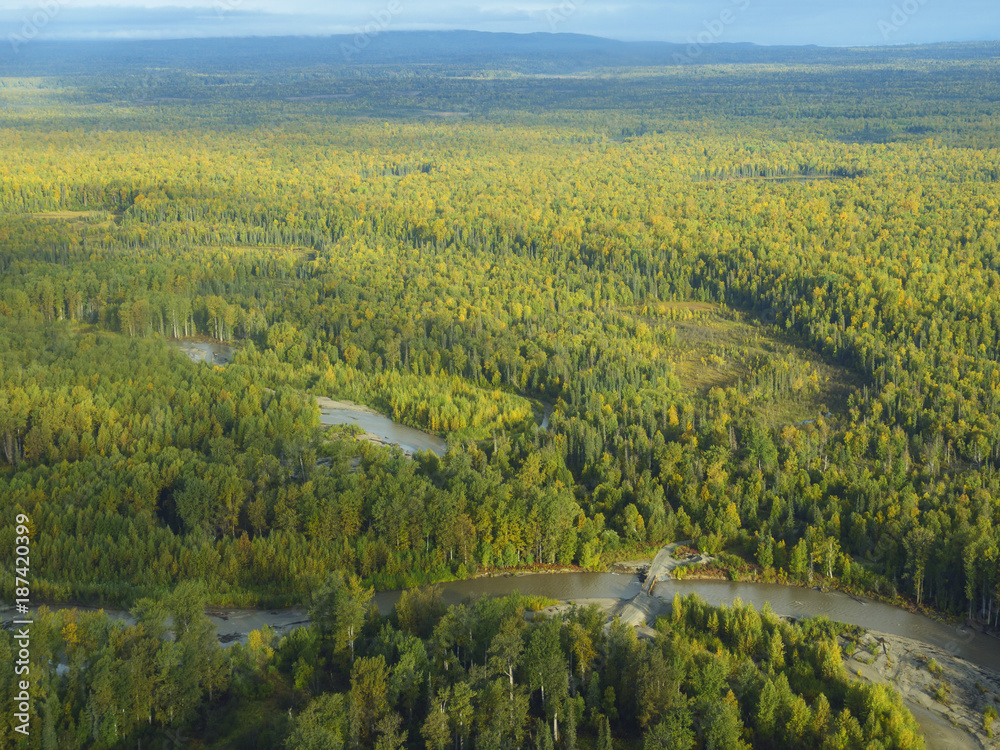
[0,586,925,749]
[1,35,1000,747]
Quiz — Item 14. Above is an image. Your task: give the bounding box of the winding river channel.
[6,574,996,674]
[171,340,448,456]
[152,341,1000,673]
[317,403,448,456]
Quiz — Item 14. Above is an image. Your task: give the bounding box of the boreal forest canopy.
[1,34,999,749]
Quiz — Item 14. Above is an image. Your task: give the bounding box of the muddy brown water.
[6,574,995,674]
[169,340,448,456]
[317,406,448,456]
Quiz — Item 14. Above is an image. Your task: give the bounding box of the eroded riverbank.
[5,571,999,747]
[6,571,996,669]
[168,340,447,456]
[847,629,1000,750]
[315,396,448,456]
[8,541,997,747]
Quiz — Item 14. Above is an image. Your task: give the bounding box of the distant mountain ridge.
[1,31,998,75]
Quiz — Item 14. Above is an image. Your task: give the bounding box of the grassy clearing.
[658,300,722,313]
[28,210,119,228]
[659,302,858,426]
[30,210,98,219]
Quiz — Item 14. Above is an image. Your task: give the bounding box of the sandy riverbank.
[316,396,411,452]
[528,597,631,625]
[609,540,711,586]
[315,396,383,416]
[315,396,447,455]
[563,543,1000,749]
[846,630,1000,749]
[531,590,1000,749]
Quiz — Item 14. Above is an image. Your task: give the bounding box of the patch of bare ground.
[845,630,1000,749]
[609,560,652,575]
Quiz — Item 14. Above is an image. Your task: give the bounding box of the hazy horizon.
[1,1,997,49]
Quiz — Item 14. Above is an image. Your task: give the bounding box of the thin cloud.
[0,0,996,45]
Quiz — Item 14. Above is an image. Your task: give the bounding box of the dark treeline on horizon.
[1,35,999,749]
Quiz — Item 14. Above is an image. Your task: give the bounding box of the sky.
[0,0,997,47]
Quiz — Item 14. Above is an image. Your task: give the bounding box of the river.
[153,343,997,669]
[169,340,448,456]
[7,574,995,674]
[317,401,448,457]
